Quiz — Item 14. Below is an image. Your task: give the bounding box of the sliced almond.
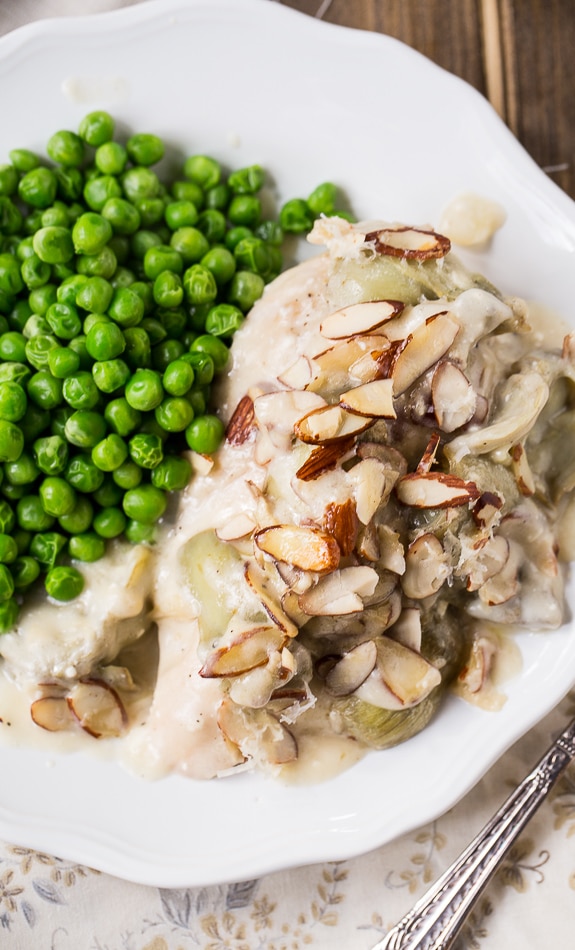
[254,523,340,573]
[457,636,497,693]
[401,533,450,600]
[462,535,510,591]
[322,499,359,556]
[244,561,299,637]
[320,300,404,340]
[30,696,74,733]
[348,344,393,384]
[294,404,375,444]
[388,608,422,652]
[340,378,396,418]
[216,512,257,542]
[217,698,298,765]
[188,451,215,476]
[305,335,390,397]
[277,354,314,389]
[365,226,451,260]
[431,361,477,432]
[477,540,521,605]
[416,432,441,473]
[226,394,256,445]
[199,625,287,678]
[377,525,406,575]
[356,521,380,561]
[472,491,503,529]
[324,640,378,696]
[295,435,357,481]
[391,312,460,395]
[396,471,480,508]
[348,457,389,524]
[253,389,327,438]
[356,636,441,707]
[66,679,128,739]
[509,443,535,496]
[298,565,378,616]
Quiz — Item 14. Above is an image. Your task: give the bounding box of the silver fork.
[370,713,575,950]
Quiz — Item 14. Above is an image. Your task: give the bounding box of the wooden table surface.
[278,0,575,201]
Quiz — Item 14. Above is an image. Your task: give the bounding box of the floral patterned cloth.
[1,687,574,949]
[1,3,575,948]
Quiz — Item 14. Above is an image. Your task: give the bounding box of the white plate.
[1,0,575,888]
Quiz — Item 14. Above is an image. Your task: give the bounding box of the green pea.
[9,148,39,173]
[75,275,114,313]
[122,484,167,523]
[95,141,128,176]
[0,381,27,421]
[224,226,253,252]
[19,404,49,441]
[83,175,123,212]
[65,410,107,449]
[101,197,141,236]
[139,318,166,346]
[92,477,123,508]
[233,236,273,277]
[227,270,265,312]
[58,495,93,534]
[187,387,208,417]
[0,534,17,564]
[68,531,105,563]
[171,179,204,207]
[85,321,125,360]
[92,507,127,539]
[0,564,14,601]
[153,271,183,308]
[34,434,68,475]
[0,363,30,387]
[124,368,164,411]
[154,396,194,433]
[0,253,23,297]
[164,200,198,231]
[11,555,40,589]
[143,245,183,280]
[30,531,67,569]
[129,432,163,469]
[108,286,144,328]
[228,164,265,195]
[39,476,77,516]
[307,182,338,216]
[76,245,117,279]
[91,433,128,471]
[68,335,91,370]
[0,420,24,461]
[65,454,104,494]
[0,501,14,534]
[196,209,226,244]
[4,452,39,486]
[184,155,221,190]
[72,212,113,255]
[126,133,165,167]
[63,371,100,410]
[130,229,162,260]
[205,303,243,338]
[32,225,74,265]
[23,315,49,340]
[151,339,184,373]
[125,519,156,545]
[183,264,217,306]
[181,351,214,385]
[280,197,315,233]
[78,111,115,147]
[104,397,142,437]
[121,325,150,371]
[57,273,88,307]
[55,167,84,203]
[83,312,110,334]
[204,182,231,211]
[93,358,130,393]
[228,195,261,228]
[201,246,236,286]
[122,167,160,203]
[9,300,33,332]
[47,130,84,167]
[190,334,229,371]
[0,197,24,237]
[0,164,18,197]
[151,455,192,492]
[1,483,24,501]
[28,284,58,317]
[26,371,63,409]
[45,301,82,339]
[18,167,58,209]
[162,359,194,396]
[50,407,74,440]
[17,494,54,531]
[112,460,142,490]
[170,226,210,263]
[185,414,225,454]
[157,306,186,338]
[47,346,81,379]
[45,565,84,601]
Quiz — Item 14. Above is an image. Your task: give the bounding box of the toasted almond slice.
[187,451,215,476]
[377,525,406,575]
[226,394,256,445]
[295,436,357,481]
[320,300,404,340]
[472,491,503,529]
[30,695,74,732]
[298,565,378,616]
[365,226,451,260]
[305,335,389,396]
[244,562,299,637]
[281,588,311,626]
[277,354,314,389]
[253,426,276,466]
[388,608,422,652]
[348,457,389,524]
[391,312,460,395]
[217,698,298,765]
[477,540,521,605]
[348,344,393,384]
[322,499,359,556]
[325,640,378,696]
[457,636,497,693]
[200,625,287,678]
[253,390,327,435]
[509,443,536,496]
[255,524,340,573]
[464,535,510,591]
[401,533,450,600]
[357,636,441,707]
[340,378,396,418]
[396,472,480,508]
[431,361,477,432]
[356,521,380,561]
[416,432,441,473]
[294,404,374,444]
[66,679,128,739]
[215,513,257,542]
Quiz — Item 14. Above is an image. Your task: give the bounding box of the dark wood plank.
[276,0,575,199]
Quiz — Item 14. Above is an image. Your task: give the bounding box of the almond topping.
[244,561,299,637]
[324,640,378,696]
[294,404,374,444]
[298,565,378,616]
[254,524,340,573]
[356,637,441,708]
[215,513,257,542]
[348,457,390,524]
[391,312,460,395]
[396,471,480,508]
[322,499,359,556]
[226,394,256,445]
[401,533,450,600]
[295,436,357,481]
[340,378,396,418]
[277,354,314,389]
[199,625,287,678]
[66,679,128,739]
[320,299,404,340]
[30,695,74,733]
[431,361,477,432]
[365,226,451,260]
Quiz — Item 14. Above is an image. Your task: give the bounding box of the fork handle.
[372,715,575,950]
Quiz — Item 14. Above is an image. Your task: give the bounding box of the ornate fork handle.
[371,715,575,950]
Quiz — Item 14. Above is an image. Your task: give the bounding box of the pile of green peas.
[0,110,349,624]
